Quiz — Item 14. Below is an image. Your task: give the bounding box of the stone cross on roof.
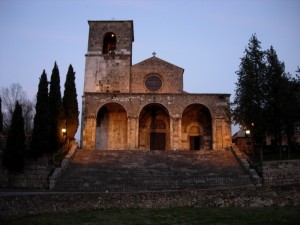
[152,52,156,57]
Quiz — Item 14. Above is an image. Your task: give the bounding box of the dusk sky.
[0,0,299,136]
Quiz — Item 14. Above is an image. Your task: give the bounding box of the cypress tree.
[30,70,50,157]
[63,64,79,140]
[2,101,25,172]
[48,62,64,152]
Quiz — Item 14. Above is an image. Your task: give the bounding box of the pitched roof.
[132,56,184,72]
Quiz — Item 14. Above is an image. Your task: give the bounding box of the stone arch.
[181,104,212,150]
[138,103,170,150]
[96,102,127,150]
[186,123,203,135]
[102,32,116,54]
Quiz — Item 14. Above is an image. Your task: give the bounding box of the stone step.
[54,149,253,191]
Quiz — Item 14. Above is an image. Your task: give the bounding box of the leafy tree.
[48,62,64,152]
[0,83,34,134]
[30,70,50,157]
[2,101,25,172]
[62,64,79,140]
[232,34,266,145]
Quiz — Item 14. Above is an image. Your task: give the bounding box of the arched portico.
[96,102,128,150]
[138,103,170,150]
[181,104,212,150]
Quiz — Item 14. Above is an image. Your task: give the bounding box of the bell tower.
[83,20,134,93]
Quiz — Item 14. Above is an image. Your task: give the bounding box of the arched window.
[102,32,116,54]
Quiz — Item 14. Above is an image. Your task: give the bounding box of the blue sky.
[0,0,299,135]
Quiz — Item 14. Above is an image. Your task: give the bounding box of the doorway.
[150,133,166,150]
[139,103,170,150]
[190,136,201,150]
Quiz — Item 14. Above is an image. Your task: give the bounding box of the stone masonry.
[80,20,232,151]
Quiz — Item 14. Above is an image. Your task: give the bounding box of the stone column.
[170,115,181,150]
[213,117,223,150]
[222,120,232,148]
[214,117,233,150]
[127,116,138,150]
[82,115,96,150]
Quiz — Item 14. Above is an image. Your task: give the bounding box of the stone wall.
[87,20,133,53]
[84,54,131,93]
[0,143,78,190]
[84,21,133,93]
[0,157,53,189]
[231,144,300,186]
[1,185,299,219]
[263,160,300,185]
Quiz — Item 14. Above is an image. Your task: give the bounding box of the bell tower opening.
[103,32,116,54]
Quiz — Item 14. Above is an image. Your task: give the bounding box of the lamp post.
[244,129,252,155]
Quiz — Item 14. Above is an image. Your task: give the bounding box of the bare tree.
[0,83,35,134]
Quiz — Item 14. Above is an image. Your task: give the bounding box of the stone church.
[80,20,232,151]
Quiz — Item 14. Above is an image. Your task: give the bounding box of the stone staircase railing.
[231,144,262,186]
[49,142,78,190]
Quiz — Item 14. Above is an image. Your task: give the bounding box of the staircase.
[54,149,253,192]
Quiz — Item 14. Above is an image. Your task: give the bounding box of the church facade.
[80,20,232,151]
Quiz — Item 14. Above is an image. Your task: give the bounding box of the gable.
[130,56,185,93]
[133,56,184,72]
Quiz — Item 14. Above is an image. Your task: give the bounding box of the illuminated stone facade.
[80,20,232,150]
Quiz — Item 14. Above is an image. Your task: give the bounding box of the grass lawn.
[2,206,300,225]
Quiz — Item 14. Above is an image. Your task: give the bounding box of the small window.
[145,75,162,91]
[103,32,116,54]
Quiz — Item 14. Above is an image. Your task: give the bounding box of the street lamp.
[61,128,67,149]
[245,129,250,136]
[62,128,67,135]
